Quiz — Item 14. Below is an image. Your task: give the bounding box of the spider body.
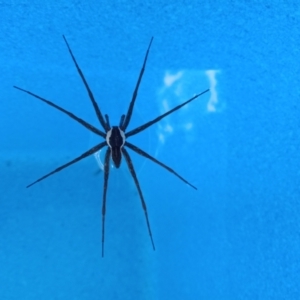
[14,36,209,257]
[106,126,126,168]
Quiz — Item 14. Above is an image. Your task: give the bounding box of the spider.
[14,36,209,257]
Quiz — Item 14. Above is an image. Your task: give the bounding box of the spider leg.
[126,89,209,138]
[121,37,153,131]
[13,86,105,138]
[122,147,155,251]
[27,141,107,188]
[119,114,125,127]
[104,114,111,129]
[62,35,109,132]
[102,147,111,257]
[125,142,197,190]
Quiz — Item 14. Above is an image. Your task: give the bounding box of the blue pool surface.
[1,1,299,299]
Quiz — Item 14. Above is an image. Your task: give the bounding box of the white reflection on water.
[156,69,220,148]
[206,69,220,112]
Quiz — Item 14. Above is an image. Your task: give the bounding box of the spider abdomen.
[106,126,125,168]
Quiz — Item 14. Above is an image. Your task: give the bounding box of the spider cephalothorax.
[106,126,126,168]
[14,36,209,256]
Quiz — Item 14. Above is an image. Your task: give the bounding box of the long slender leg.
[125,142,197,190]
[102,147,111,257]
[105,114,110,129]
[62,35,108,132]
[13,86,106,138]
[119,114,125,127]
[122,147,155,251]
[27,141,107,188]
[126,89,209,138]
[121,37,154,131]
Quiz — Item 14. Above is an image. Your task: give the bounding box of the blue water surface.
[1,1,300,299]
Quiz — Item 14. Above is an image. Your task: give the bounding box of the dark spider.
[14,36,209,257]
